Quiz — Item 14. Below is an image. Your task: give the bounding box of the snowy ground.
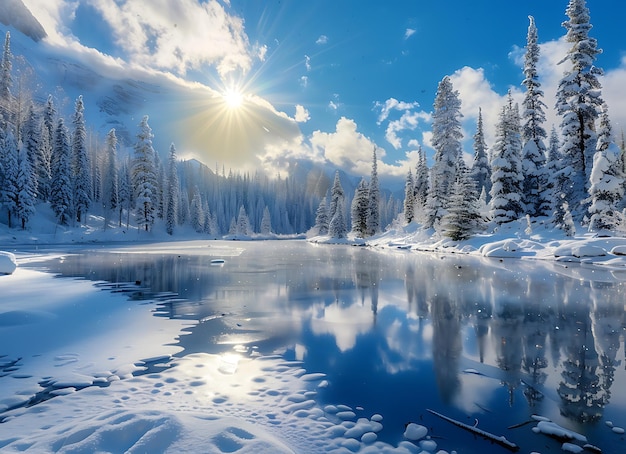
[0,252,447,453]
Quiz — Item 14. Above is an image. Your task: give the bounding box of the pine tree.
[521,16,550,217]
[1,129,18,228]
[261,205,272,235]
[555,0,604,218]
[132,115,159,231]
[237,205,251,235]
[21,102,41,199]
[15,140,36,229]
[414,146,430,218]
[314,196,329,235]
[490,95,524,224]
[50,119,73,226]
[71,95,91,223]
[441,162,484,240]
[0,32,13,126]
[118,158,132,228]
[469,108,491,203]
[366,147,380,236]
[102,129,118,230]
[403,169,415,224]
[426,76,463,227]
[351,177,369,237]
[328,196,347,239]
[328,170,345,222]
[587,105,624,232]
[547,126,570,228]
[190,186,204,233]
[165,143,179,235]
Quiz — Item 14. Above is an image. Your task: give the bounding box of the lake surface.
[19,240,626,452]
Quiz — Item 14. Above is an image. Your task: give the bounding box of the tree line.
[0,29,402,236]
[313,0,625,241]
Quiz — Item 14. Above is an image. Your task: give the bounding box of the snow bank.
[0,251,17,275]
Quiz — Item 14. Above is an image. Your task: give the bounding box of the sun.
[222,87,244,109]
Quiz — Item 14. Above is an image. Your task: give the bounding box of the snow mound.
[403,422,428,440]
[610,245,626,256]
[554,244,607,258]
[0,252,17,275]
[479,240,523,258]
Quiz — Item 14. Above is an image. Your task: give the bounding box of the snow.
[0,251,17,274]
[403,423,428,440]
[532,421,587,443]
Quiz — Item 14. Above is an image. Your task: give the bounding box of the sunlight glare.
[223,87,244,109]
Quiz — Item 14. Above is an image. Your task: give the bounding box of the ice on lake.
[1,240,626,453]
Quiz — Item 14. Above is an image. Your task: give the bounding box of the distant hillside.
[0,0,46,42]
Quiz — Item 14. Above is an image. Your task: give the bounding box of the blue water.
[27,240,626,453]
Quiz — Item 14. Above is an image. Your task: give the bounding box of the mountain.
[0,0,46,42]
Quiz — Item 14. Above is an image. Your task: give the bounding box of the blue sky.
[19,0,626,183]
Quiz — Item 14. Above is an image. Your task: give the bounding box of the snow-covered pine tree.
[71,95,91,224]
[237,205,251,235]
[117,158,131,228]
[132,116,159,231]
[587,105,624,232]
[403,169,415,224]
[261,205,272,235]
[426,76,463,228]
[366,147,380,236]
[314,196,329,235]
[521,16,550,218]
[179,189,190,227]
[102,129,118,230]
[328,170,345,222]
[546,126,570,228]
[15,139,36,229]
[555,0,604,219]
[190,186,204,233]
[489,94,524,225]
[328,196,347,239]
[21,102,41,199]
[469,108,491,203]
[50,118,73,226]
[414,145,429,218]
[1,129,18,228]
[165,143,179,235]
[351,177,369,237]
[0,32,13,126]
[441,161,484,241]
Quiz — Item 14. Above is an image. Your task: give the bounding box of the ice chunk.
[561,442,583,453]
[404,422,428,440]
[0,251,17,275]
[533,421,587,443]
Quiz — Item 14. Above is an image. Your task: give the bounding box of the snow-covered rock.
[479,240,522,258]
[0,251,17,275]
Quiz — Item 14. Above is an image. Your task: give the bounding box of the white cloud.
[375,98,420,124]
[304,54,311,71]
[300,75,308,88]
[294,104,310,123]
[316,35,328,45]
[311,117,376,175]
[23,0,256,79]
[404,28,416,40]
[385,111,430,150]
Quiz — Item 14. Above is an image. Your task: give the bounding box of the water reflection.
[42,241,626,451]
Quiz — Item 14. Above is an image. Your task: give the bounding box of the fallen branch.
[427,408,519,452]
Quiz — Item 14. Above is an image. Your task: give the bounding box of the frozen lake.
[1,240,626,453]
